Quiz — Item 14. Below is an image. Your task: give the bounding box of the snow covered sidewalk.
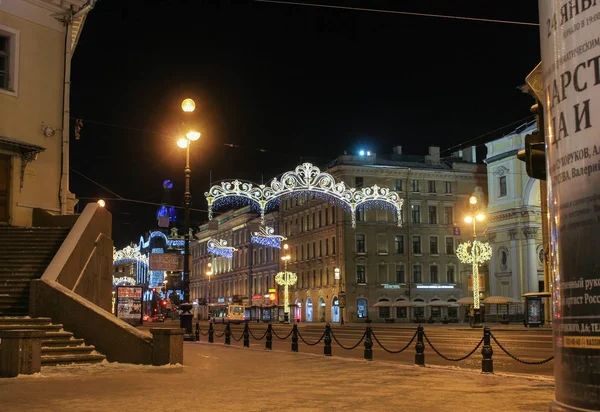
[0,343,554,412]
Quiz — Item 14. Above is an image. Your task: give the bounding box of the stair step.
[41,353,106,366]
[43,331,74,340]
[0,323,62,331]
[0,317,52,325]
[41,338,85,347]
[42,345,95,354]
[0,297,29,305]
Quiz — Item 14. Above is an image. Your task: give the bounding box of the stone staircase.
[0,227,70,316]
[0,317,106,366]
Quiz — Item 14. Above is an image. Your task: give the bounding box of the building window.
[357,298,368,318]
[355,176,364,188]
[356,234,366,253]
[428,206,437,224]
[356,265,366,284]
[444,207,453,225]
[412,236,421,254]
[396,306,407,319]
[430,265,439,283]
[377,233,388,254]
[325,238,329,256]
[394,235,404,254]
[394,179,403,191]
[499,176,507,197]
[319,240,322,257]
[396,264,405,283]
[411,205,420,223]
[412,179,419,192]
[447,265,455,283]
[445,181,452,193]
[325,208,329,225]
[301,244,304,260]
[429,236,438,254]
[357,207,366,222]
[378,264,388,283]
[428,181,436,193]
[0,27,19,94]
[318,210,322,227]
[413,265,422,283]
[499,247,509,270]
[378,300,391,319]
[312,242,316,258]
[332,237,336,254]
[445,237,454,255]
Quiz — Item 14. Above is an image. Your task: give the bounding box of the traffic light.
[517,103,546,180]
[161,300,167,306]
[152,288,156,293]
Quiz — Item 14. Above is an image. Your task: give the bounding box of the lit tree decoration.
[251,226,287,249]
[275,271,298,317]
[207,239,237,259]
[205,162,404,228]
[113,245,149,266]
[456,240,492,309]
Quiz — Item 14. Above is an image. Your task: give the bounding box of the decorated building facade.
[190,207,281,321]
[484,121,544,300]
[282,147,487,323]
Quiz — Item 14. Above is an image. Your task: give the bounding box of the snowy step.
[41,338,85,347]
[43,331,75,340]
[41,353,106,366]
[0,323,62,331]
[0,317,52,325]
[42,345,96,355]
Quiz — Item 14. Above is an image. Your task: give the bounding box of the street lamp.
[457,194,492,328]
[177,98,201,336]
[276,244,296,323]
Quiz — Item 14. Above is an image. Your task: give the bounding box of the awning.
[483,296,517,305]
[392,300,412,307]
[522,292,552,298]
[373,301,391,308]
[0,136,46,190]
[426,301,451,307]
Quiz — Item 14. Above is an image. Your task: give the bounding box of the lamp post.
[177,98,201,336]
[206,262,213,320]
[457,194,492,328]
[276,244,296,324]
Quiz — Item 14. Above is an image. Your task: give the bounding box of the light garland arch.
[113,245,149,266]
[205,162,404,228]
[207,239,237,259]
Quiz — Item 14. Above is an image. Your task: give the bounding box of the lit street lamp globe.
[181,98,196,113]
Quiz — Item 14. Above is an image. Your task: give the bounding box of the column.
[509,229,520,299]
[523,227,539,294]
[487,233,497,296]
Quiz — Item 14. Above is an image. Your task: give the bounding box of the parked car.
[152,314,166,322]
[143,314,150,322]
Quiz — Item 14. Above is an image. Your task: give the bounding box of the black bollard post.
[225,322,231,345]
[481,326,494,373]
[363,321,373,361]
[243,321,250,348]
[266,323,273,350]
[208,321,214,343]
[291,324,299,352]
[324,323,332,356]
[415,325,425,366]
[195,320,200,342]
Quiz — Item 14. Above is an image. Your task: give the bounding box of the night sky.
[69,0,541,247]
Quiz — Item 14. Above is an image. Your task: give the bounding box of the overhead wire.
[252,0,540,27]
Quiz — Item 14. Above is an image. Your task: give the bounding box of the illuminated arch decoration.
[251,226,287,249]
[139,230,186,249]
[113,245,149,266]
[205,162,404,228]
[207,239,237,259]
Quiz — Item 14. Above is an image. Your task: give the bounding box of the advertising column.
[539,1,600,410]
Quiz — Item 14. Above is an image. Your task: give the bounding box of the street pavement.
[142,320,555,377]
[0,342,554,411]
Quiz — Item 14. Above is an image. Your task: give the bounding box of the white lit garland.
[456,240,492,309]
[113,276,136,286]
[207,238,237,259]
[275,271,298,315]
[251,226,287,249]
[205,162,404,228]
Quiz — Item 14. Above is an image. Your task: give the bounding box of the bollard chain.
[372,329,417,354]
[490,333,554,365]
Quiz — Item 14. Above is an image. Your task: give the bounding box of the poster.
[539,1,600,409]
[117,286,144,325]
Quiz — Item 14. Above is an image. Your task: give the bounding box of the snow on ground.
[0,343,554,412]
